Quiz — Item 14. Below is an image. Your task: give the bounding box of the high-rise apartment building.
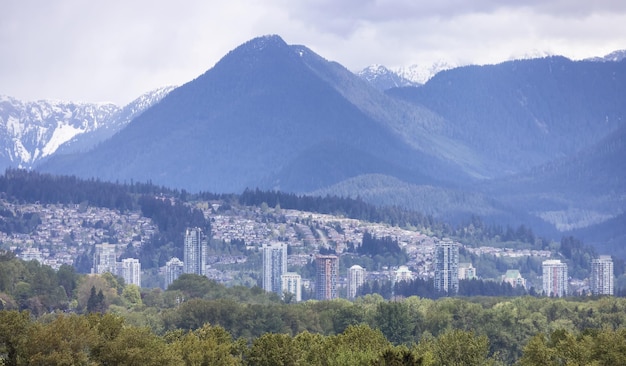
[316,255,338,300]
[542,259,568,297]
[165,257,185,289]
[590,255,614,295]
[118,258,141,287]
[262,242,288,295]
[281,272,302,302]
[434,238,459,294]
[92,243,118,274]
[184,227,208,276]
[347,265,366,299]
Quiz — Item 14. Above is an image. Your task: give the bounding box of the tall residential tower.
[347,265,366,299]
[262,242,288,295]
[316,255,338,300]
[184,227,208,276]
[590,256,614,295]
[542,259,568,297]
[433,238,459,294]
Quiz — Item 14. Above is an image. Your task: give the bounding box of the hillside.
[387,57,626,176]
[39,35,474,193]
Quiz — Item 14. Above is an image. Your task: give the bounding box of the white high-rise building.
[542,259,568,297]
[281,272,302,302]
[434,238,459,294]
[347,265,366,299]
[262,243,288,295]
[165,257,185,289]
[118,258,141,287]
[591,256,614,296]
[92,243,118,274]
[184,227,208,276]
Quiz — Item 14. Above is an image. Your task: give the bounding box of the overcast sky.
[2,0,625,105]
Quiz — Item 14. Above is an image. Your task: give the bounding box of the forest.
[2,252,626,365]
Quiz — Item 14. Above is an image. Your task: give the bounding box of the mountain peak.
[357,64,418,90]
[231,34,289,55]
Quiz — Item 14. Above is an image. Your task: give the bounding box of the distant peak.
[585,49,626,62]
[243,34,287,50]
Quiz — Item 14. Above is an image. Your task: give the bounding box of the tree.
[24,314,96,366]
[246,332,296,366]
[432,329,491,366]
[375,302,413,345]
[0,310,31,366]
[87,286,106,313]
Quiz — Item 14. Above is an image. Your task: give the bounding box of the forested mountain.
[387,56,626,175]
[29,35,626,253]
[39,35,476,193]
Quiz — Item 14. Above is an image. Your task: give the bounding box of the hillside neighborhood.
[1,197,558,295]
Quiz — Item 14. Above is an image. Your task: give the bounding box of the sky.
[2,0,625,106]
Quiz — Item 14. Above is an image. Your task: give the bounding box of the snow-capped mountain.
[395,60,459,84]
[356,64,419,90]
[54,86,176,156]
[0,86,175,169]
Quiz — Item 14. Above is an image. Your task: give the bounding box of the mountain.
[53,86,176,156]
[481,122,626,236]
[387,56,626,176]
[356,65,419,90]
[33,37,626,254]
[0,87,174,169]
[39,35,477,193]
[0,96,119,168]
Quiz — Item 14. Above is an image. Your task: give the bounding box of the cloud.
[1,0,624,105]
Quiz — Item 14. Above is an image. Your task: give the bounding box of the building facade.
[434,238,459,294]
[262,242,288,295]
[395,265,413,283]
[183,227,208,276]
[542,259,568,297]
[502,269,526,289]
[590,255,614,295]
[118,258,141,287]
[458,262,477,280]
[165,257,185,289]
[92,243,118,274]
[347,265,366,299]
[316,255,338,300]
[281,272,302,302]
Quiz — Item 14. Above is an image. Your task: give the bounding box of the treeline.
[0,311,500,366]
[238,188,443,231]
[3,309,624,365]
[4,256,626,364]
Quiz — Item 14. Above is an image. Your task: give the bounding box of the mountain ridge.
[0,86,175,169]
[18,35,626,253]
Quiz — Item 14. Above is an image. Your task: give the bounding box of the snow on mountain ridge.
[0,86,175,169]
[395,60,459,84]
